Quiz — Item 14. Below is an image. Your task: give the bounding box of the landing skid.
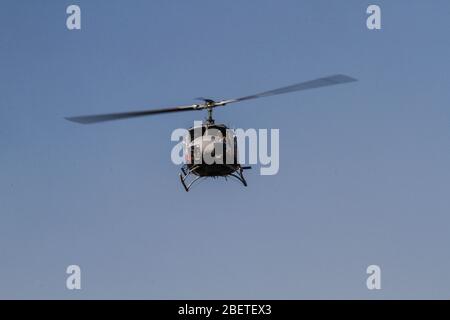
[179,165,251,192]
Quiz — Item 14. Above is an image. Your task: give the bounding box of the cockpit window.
[188,127,206,141]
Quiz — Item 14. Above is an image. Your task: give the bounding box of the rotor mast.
[206,107,214,125]
[202,99,216,125]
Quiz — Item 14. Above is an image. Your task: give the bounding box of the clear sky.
[1,0,450,299]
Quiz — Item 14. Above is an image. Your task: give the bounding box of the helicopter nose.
[204,142,226,159]
[204,143,215,155]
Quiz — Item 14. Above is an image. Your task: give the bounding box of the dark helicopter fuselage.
[184,123,240,177]
[179,122,250,191]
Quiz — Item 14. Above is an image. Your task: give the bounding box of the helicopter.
[66,74,357,191]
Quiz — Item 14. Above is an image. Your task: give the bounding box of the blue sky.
[1,0,450,299]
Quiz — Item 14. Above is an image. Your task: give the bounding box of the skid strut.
[179,165,251,192]
[179,165,200,192]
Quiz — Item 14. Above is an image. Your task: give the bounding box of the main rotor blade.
[220,74,357,105]
[65,104,200,124]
